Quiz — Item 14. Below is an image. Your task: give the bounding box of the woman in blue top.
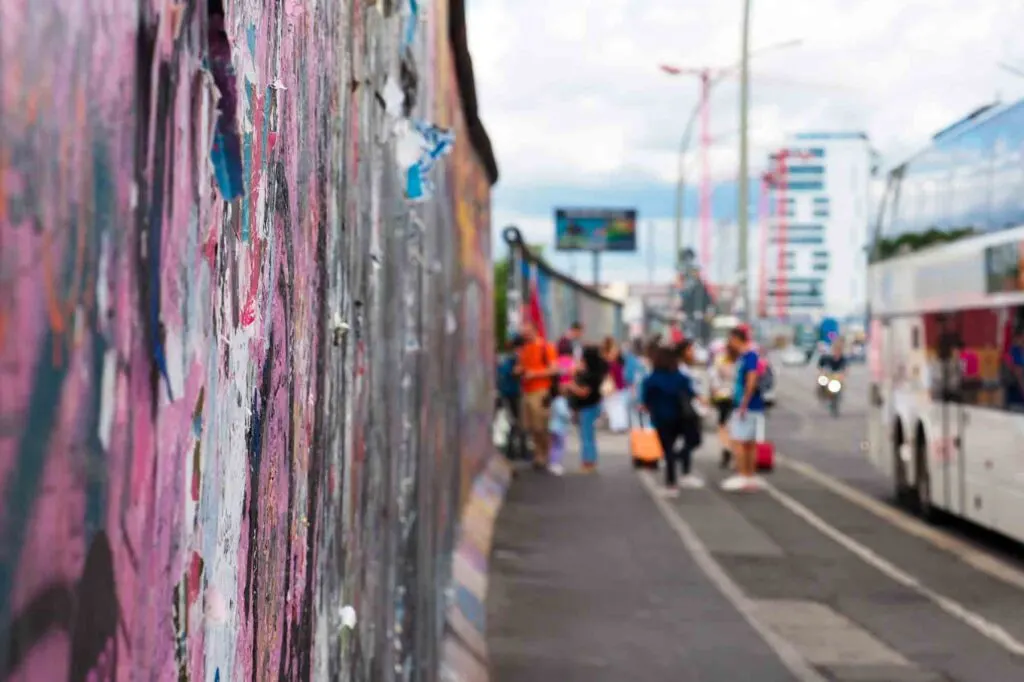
[623,337,648,425]
[641,342,704,496]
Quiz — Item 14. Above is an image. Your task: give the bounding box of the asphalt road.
[768,359,1024,566]
[488,362,1024,682]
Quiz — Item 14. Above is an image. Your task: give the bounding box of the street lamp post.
[661,36,800,289]
[737,0,752,321]
[674,107,701,273]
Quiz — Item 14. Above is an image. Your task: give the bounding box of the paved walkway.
[484,425,997,682]
[486,433,809,682]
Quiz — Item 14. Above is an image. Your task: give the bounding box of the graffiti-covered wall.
[0,0,497,680]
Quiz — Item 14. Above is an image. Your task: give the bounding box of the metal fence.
[0,1,496,681]
[503,227,624,343]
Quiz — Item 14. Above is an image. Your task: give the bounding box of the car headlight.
[818,375,829,386]
[828,379,841,393]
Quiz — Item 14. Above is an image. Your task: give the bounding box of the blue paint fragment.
[215,669,221,682]
[406,166,426,202]
[210,130,243,200]
[402,0,419,48]
[208,14,244,201]
[246,25,257,56]
[152,336,173,403]
[403,120,455,202]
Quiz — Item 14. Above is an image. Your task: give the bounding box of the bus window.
[998,307,1024,412]
[948,307,1001,407]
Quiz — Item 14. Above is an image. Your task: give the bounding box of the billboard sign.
[554,208,637,252]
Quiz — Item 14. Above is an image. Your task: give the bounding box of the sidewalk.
[485,433,806,682]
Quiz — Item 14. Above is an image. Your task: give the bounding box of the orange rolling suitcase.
[629,413,662,470]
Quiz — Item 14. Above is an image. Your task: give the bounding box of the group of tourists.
[496,320,768,494]
[496,321,607,475]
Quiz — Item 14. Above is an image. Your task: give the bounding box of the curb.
[440,456,513,682]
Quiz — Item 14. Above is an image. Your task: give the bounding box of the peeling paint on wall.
[0,0,498,680]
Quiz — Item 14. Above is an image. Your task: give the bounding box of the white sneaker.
[679,474,706,489]
[720,475,746,491]
[660,486,681,499]
[548,463,565,477]
[740,476,763,491]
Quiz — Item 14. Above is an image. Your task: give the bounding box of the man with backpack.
[721,326,766,492]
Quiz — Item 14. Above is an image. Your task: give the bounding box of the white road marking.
[751,600,911,667]
[762,479,1024,658]
[780,456,1024,593]
[638,472,828,682]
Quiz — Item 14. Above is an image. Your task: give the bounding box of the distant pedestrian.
[642,342,704,497]
[567,345,608,473]
[559,321,585,361]
[516,321,557,470]
[710,342,739,469]
[495,335,527,461]
[624,338,648,424]
[546,384,572,476]
[721,326,766,492]
[555,338,577,387]
[602,337,629,433]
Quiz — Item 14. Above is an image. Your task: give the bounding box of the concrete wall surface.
[0,0,497,680]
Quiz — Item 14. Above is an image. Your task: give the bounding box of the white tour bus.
[867,98,1024,544]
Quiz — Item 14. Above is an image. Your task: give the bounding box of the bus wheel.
[892,432,911,505]
[914,436,934,521]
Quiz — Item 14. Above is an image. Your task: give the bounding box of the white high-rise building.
[763,132,872,322]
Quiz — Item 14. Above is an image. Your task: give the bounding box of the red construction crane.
[763,148,813,319]
[658,39,801,285]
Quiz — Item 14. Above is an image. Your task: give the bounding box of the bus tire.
[914,432,934,521]
[892,427,911,505]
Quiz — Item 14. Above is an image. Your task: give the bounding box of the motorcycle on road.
[817,373,843,417]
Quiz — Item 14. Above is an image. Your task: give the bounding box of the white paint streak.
[97,349,117,451]
[203,326,256,681]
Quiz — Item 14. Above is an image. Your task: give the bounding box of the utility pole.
[673,109,700,273]
[737,0,752,321]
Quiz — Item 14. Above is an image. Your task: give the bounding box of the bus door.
[867,317,890,472]
[955,306,1005,529]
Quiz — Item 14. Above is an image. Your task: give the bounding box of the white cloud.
[469,0,1024,191]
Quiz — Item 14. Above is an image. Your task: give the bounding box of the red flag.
[524,265,547,339]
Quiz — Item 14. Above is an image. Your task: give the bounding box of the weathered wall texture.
[0,0,497,680]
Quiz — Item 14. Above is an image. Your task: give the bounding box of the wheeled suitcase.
[629,412,662,469]
[755,412,774,472]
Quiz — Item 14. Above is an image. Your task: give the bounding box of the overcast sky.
[467,0,1024,282]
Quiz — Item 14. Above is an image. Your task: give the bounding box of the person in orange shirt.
[517,321,558,469]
